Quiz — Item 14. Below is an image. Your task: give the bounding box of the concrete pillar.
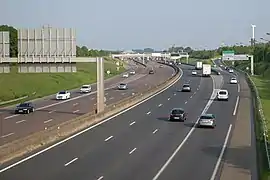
[97,57,105,113]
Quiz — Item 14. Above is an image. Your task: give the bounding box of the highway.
[0,63,252,180]
[0,63,234,180]
[0,60,175,145]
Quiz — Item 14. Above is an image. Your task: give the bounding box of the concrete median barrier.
[0,63,181,164]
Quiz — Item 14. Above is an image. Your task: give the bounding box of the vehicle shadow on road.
[201,145,252,172]
[184,122,196,128]
[156,117,169,121]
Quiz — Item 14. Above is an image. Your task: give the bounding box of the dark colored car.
[149,70,154,74]
[15,102,35,114]
[169,108,187,121]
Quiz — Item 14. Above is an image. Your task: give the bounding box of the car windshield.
[58,91,66,94]
[200,115,213,119]
[219,91,227,95]
[231,78,236,80]
[119,83,126,86]
[171,109,184,114]
[81,86,89,88]
[183,84,190,87]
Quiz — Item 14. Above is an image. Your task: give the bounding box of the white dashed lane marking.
[104,136,114,142]
[158,104,162,107]
[44,119,53,124]
[1,132,14,138]
[146,111,151,115]
[129,121,136,126]
[64,157,78,167]
[153,129,158,134]
[129,148,137,154]
[16,120,26,124]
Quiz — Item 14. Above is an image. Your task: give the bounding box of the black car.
[169,108,187,121]
[149,70,154,74]
[15,102,35,114]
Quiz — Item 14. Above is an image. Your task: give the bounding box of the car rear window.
[200,115,213,119]
[120,83,126,86]
[219,91,227,95]
[183,84,190,87]
[82,86,89,88]
[231,78,236,80]
[59,91,66,94]
[172,109,184,114]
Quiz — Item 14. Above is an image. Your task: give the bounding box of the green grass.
[0,60,124,104]
[251,75,270,180]
[185,58,214,66]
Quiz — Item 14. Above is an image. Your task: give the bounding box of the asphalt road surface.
[0,64,245,180]
[0,60,174,145]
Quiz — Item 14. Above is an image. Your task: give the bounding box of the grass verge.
[186,58,214,66]
[223,60,270,179]
[0,59,124,105]
[251,75,270,180]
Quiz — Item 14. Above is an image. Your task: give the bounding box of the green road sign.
[222,50,235,55]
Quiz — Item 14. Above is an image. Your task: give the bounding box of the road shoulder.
[219,74,257,180]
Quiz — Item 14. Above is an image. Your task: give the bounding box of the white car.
[80,85,91,93]
[56,91,71,100]
[118,83,128,90]
[229,69,234,73]
[122,73,129,78]
[192,71,197,75]
[198,114,216,128]
[230,77,238,84]
[217,89,229,101]
[129,70,135,75]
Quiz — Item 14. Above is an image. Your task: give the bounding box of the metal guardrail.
[222,61,270,169]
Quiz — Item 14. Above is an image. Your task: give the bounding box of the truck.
[196,61,203,70]
[202,64,211,77]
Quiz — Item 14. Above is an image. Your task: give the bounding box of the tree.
[0,25,18,57]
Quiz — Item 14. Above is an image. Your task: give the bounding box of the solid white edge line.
[104,136,113,142]
[152,75,216,180]
[237,84,240,92]
[233,96,239,116]
[210,124,232,180]
[64,157,78,167]
[0,67,183,173]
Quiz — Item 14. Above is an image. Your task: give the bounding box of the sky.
[1,0,269,50]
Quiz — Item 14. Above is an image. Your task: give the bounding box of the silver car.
[118,83,128,90]
[198,114,216,128]
[181,84,191,92]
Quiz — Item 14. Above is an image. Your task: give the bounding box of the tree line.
[0,25,113,57]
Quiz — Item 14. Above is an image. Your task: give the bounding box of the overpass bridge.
[111,52,189,60]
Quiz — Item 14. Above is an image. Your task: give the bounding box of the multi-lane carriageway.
[0,61,257,180]
[0,60,174,145]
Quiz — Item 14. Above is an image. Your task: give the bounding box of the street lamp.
[251,24,256,46]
